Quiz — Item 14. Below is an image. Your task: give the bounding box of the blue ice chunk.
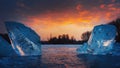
[5,22,41,56]
[77,24,119,55]
[0,36,17,56]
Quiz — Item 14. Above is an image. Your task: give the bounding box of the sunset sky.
[0,0,120,41]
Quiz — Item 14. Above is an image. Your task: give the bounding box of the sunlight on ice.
[16,46,25,56]
[103,39,114,47]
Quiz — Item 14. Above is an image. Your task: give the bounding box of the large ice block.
[77,25,117,55]
[0,36,17,56]
[5,22,41,56]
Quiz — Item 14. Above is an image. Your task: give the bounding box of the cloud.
[76,4,83,11]
[100,4,106,9]
[0,0,120,40]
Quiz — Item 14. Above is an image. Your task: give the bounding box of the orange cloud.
[76,4,82,10]
[100,4,105,9]
[21,3,119,41]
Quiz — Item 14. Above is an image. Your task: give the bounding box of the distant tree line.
[41,34,85,44]
[0,18,120,44]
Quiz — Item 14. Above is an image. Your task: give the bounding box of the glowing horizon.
[22,3,119,41]
[0,0,120,41]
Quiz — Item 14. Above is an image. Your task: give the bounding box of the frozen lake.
[0,45,120,68]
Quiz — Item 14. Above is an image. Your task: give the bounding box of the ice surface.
[112,43,120,56]
[0,36,17,56]
[5,22,41,56]
[77,24,120,55]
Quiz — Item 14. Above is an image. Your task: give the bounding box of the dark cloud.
[0,0,119,18]
[0,0,120,33]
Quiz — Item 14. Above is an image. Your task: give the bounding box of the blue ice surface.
[77,24,120,56]
[5,22,41,56]
[0,36,17,56]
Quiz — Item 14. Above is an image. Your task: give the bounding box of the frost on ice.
[0,36,17,56]
[77,24,119,55]
[5,22,41,56]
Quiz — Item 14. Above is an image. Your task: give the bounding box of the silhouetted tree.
[47,34,77,44]
[81,31,91,41]
[108,18,120,42]
[58,35,62,39]
[71,36,76,41]
[49,37,57,44]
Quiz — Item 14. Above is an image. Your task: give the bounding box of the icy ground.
[0,45,120,68]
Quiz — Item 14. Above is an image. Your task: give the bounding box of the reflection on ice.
[103,39,114,46]
[16,46,25,56]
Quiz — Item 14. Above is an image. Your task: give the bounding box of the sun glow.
[19,1,120,41]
